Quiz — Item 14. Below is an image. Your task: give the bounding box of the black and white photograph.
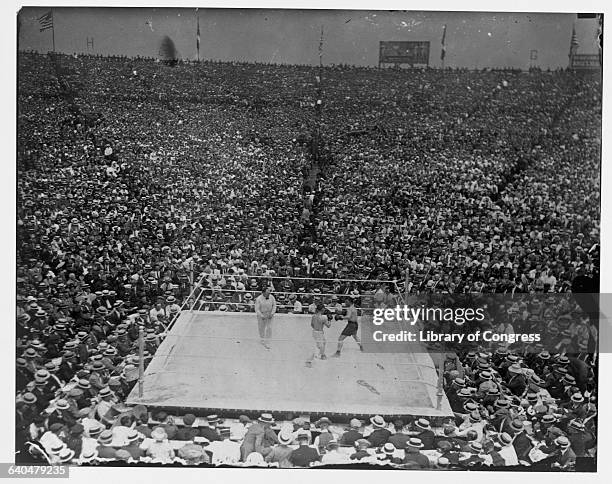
[9,0,607,478]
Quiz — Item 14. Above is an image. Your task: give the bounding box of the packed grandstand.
[16,51,599,469]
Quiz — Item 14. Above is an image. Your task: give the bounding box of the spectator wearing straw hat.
[96,430,117,459]
[199,414,222,442]
[566,419,591,458]
[402,438,430,469]
[412,418,435,450]
[376,442,401,465]
[550,436,576,469]
[58,447,76,465]
[496,432,519,466]
[80,420,103,456]
[288,430,320,468]
[39,423,65,456]
[367,415,391,447]
[313,417,336,452]
[340,418,363,446]
[240,413,278,461]
[78,448,100,466]
[120,429,145,461]
[143,426,175,463]
[264,430,294,468]
[95,387,116,425]
[47,399,77,429]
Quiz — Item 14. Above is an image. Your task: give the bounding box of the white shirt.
[80,437,99,458]
[81,417,99,437]
[255,295,276,318]
[111,425,132,446]
[39,431,63,455]
[321,450,350,465]
[207,439,241,465]
[149,307,166,322]
[498,444,519,466]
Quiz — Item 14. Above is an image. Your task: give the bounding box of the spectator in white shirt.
[149,303,166,323]
[320,440,349,465]
[39,423,65,455]
[207,427,241,465]
[497,433,519,466]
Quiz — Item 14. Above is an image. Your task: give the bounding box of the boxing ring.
[126,307,453,419]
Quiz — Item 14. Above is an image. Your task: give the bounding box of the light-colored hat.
[555,436,571,448]
[415,418,431,431]
[406,437,424,449]
[97,430,113,445]
[498,432,513,446]
[58,447,75,463]
[79,449,99,463]
[278,431,293,445]
[55,399,70,411]
[382,442,396,455]
[370,415,386,428]
[258,413,274,424]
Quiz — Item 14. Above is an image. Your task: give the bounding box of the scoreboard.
[379,41,430,66]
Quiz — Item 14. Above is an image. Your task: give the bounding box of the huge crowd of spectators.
[16,50,600,469]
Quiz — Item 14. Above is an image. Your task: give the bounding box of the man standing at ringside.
[255,286,276,349]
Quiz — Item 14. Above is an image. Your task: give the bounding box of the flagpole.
[440,24,446,70]
[196,8,200,62]
[51,9,55,52]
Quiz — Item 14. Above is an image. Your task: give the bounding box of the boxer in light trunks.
[306,304,331,367]
[333,297,363,357]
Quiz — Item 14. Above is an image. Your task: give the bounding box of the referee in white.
[255,286,276,349]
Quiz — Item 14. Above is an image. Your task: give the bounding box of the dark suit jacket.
[388,432,411,449]
[174,426,200,441]
[512,432,533,462]
[367,428,391,447]
[98,445,118,459]
[556,447,577,468]
[417,429,435,450]
[122,443,145,461]
[340,429,363,446]
[199,426,221,442]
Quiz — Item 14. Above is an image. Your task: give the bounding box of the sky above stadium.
[18,8,600,69]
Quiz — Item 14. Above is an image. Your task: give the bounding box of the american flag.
[38,10,53,32]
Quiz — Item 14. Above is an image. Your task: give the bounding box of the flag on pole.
[196,8,200,61]
[38,10,53,32]
[440,24,447,60]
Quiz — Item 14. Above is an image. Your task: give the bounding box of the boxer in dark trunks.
[333,297,363,357]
